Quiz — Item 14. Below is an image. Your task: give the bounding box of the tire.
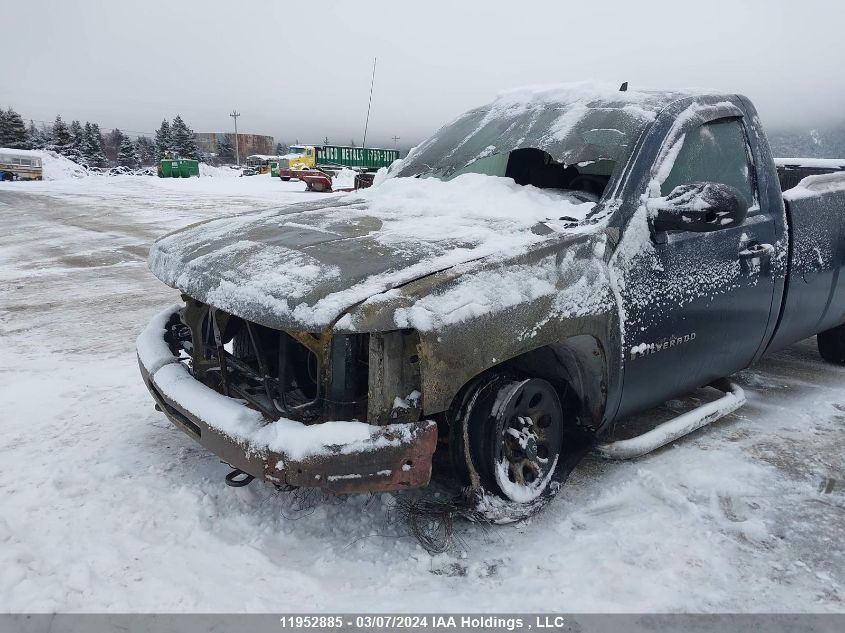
[280,176,290,181]
[461,375,565,504]
[818,324,845,364]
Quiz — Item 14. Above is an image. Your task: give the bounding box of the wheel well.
[438,336,605,489]
[446,335,607,435]
[503,336,606,433]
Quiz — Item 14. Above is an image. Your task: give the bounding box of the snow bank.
[2,148,243,181]
[330,168,358,189]
[0,148,88,180]
[199,163,241,178]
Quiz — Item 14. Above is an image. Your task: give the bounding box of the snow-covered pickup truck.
[138,84,845,513]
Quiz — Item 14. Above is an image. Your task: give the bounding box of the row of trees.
[0,106,202,168]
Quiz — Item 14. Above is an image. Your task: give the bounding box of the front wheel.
[463,376,564,504]
[280,176,290,181]
[818,324,845,364]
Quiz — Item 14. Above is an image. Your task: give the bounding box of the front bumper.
[137,306,437,494]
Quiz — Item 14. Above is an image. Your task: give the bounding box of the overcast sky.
[2,0,843,149]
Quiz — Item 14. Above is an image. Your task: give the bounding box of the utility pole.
[392,135,401,149]
[229,110,241,166]
[362,57,377,148]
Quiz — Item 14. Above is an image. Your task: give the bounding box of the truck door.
[616,115,778,417]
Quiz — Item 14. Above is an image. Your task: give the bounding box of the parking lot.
[1,177,842,612]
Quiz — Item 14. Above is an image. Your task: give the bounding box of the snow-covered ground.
[0,171,843,612]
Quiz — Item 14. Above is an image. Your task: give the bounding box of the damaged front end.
[137,300,437,493]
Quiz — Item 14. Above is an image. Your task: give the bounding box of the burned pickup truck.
[138,84,845,514]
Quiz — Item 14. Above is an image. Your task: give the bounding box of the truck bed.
[775,157,845,191]
[768,167,845,352]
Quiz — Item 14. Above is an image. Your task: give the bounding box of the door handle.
[738,242,774,259]
[739,242,774,275]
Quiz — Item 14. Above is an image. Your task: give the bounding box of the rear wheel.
[463,376,564,503]
[818,324,845,364]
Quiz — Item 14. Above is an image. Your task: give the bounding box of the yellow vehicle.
[0,150,43,181]
[245,154,293,175]
[278,146,316,171]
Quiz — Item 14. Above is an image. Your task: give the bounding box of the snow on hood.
[148,174,597,330]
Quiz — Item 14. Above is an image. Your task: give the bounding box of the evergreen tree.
[154,119,171,160]
[117,135,138,167]
[170,115,198,160]
[274,141,288,155]
[3,109,28,148]
[51,115,73,152]
[25,120,37,148]
[88,123,107,167]
[67,120,84,162]
[218,135,235,162]
[27,120,47,149]
[135,136,155,165]
[78,122,106,167]
[78,122,94,165]
[104,128,125,164]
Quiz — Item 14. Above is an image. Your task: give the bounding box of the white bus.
[0,150,43,181]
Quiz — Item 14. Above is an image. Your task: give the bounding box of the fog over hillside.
[768,125,845,158]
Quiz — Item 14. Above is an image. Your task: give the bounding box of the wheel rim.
[491,379,563,503]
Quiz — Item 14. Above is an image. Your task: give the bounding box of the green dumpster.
[159,159,178,177]
[179,159,199,177]
[270,161,279,177]
[158,158,200,178]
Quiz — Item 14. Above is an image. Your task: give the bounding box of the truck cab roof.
[395,82,727,185]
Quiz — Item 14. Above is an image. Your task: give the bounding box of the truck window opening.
[429,148,613,198]
[506,148,612,198]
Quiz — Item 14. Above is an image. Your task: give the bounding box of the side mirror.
[647,182,748,234]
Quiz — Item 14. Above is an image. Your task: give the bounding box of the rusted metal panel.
[367,330,421,424]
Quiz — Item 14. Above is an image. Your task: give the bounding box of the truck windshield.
[394,85,669,195]
[288,147,305,155]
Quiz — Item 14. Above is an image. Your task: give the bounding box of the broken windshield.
[394,85,672,187]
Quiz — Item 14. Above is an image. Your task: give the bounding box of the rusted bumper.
[137,306,437,494]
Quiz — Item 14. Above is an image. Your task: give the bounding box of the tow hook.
[225,469,255,487]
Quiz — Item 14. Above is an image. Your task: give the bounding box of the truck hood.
[148,175,598,331]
